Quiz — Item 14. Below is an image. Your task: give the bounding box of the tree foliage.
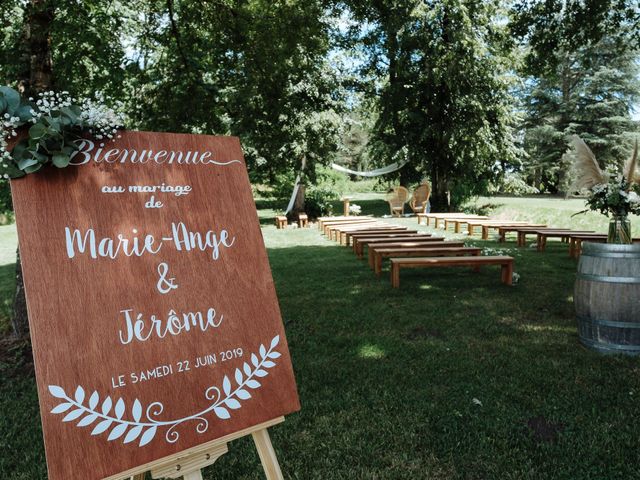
[512,0,640,193]
[343,0,522,209]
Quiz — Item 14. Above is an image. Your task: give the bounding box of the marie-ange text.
[64,221,235,261]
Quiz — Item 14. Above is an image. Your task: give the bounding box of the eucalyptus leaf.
[0,86,20,113]
[11,142,27,159]
[17,157,39,170]
[14,104,34,122]
[52,154,70,168]
[29,123,47,139]
[23,163,43,174]
[60,106,79,123]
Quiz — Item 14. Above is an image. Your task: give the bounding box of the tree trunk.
[287,155,307,221]
[11,248,29,338]
[289,183,306,220]
[430,164,450,212]
[12,0,55,339]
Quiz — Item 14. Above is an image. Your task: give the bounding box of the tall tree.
[10,0,56,338]
[511,0,640,192]
[346,0,521,209]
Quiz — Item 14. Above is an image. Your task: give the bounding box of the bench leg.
[481,226,489,240]
[391,264,400,288]
[541,235,547,252]
[454,222,461,233]
[468,224,474,236]
[375,253,383,277]
[368,248,375,269]
[501,262,513,285]
[569,238,575,258]
[357,243,364,259]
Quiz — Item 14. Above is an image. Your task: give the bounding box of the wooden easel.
[116,417,285,480]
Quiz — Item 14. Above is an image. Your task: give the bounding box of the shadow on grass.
[249,242,640,479]
[5,240,640,479]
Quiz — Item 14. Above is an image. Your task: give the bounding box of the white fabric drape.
[330,158,410,177]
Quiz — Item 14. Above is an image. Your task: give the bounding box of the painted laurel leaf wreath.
[48,335,281,447]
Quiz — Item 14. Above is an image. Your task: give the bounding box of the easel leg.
[183,471,204,480]
[252,428,284,480]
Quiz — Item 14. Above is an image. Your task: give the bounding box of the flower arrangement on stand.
[0,86,124,179]
[349,203,362,216]
[570,136,640,243]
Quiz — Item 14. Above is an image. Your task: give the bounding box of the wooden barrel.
[575,242,640,354]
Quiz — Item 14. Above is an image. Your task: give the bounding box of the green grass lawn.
[2,196,640,479]
[0,223,17,335]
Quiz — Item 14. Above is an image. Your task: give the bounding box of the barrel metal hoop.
[576,273,640,284]
[579,335,640,352]
[582,252,640,259]
[577,315,640,329]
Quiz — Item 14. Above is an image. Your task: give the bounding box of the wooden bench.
[427,213,481,229]
[317,216,372,230]
[535,230,595,252]
[330,224,400,242]
[416,212,466,228]
[326,223,388,241]
[568,234,640,258]
[390,256,514,288]
[368,240,461,268]
[298,214,308,228]
[348,230,422,247]
[323,219,378,236]
[443,216,489,232]
[496,225,551,244]
[482,223,546,241]
[275,216,287,229]
[373,246,481,276]
[342,227,410,245]
[514,227,574,247]
[353,234,439,258]
[466,221,531,238]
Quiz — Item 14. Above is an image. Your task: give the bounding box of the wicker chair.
[410,182,431,213]
[385,186,410,217]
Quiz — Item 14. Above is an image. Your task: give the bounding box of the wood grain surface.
[10,131,300,480]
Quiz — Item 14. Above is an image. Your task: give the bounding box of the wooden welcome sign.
[10,131,300,479]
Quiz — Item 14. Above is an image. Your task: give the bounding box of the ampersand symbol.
[156,262,179,294]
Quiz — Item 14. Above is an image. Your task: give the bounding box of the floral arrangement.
[349,203,361,215]
[587,172,640,217]
[569,136,639,243]
[0,86,123,179]
[570,136,640,217]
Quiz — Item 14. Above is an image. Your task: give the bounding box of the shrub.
[495,173,540,196]
[304,186,338,218]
